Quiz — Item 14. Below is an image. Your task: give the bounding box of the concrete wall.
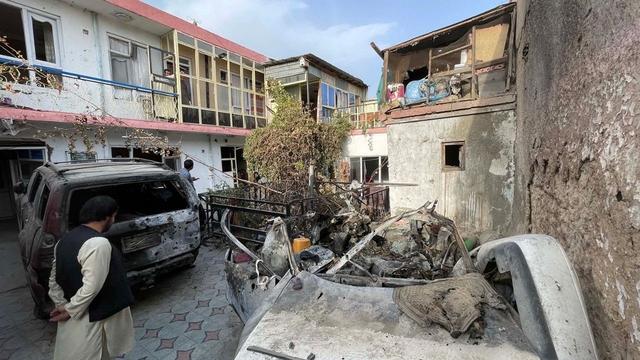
[388,109,516,236]
[0,0,167,120]
[512,0,640,357]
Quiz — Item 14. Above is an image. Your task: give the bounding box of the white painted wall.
[24,123,246,194]
[342,132,387,158]
[0,0,169,121]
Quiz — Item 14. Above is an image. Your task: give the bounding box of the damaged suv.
[15,160,201,318]
[222,202,598,360]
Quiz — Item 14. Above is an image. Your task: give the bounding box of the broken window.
[38,184,50,220]
[31,15,57,64]
[0,3,28,59]
[0,3,61,86]
[442,142,465,171]
[109,35,150,87]
[67,181,190,227]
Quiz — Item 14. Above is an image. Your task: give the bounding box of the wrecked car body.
[222,200,597,359]
[15,160,200,317]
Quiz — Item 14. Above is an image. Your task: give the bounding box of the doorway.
[0,142,47,292]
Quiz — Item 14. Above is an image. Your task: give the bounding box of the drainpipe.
[305,68,310,105]
[91,12,106,116]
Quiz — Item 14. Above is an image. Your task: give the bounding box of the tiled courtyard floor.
[0,243,243,360]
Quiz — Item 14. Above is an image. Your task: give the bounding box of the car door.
[18,171,44,266]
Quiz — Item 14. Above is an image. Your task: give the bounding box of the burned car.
[222,202,598,359]
[14,160,200,318]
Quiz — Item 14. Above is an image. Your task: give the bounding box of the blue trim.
[0,57,177,98]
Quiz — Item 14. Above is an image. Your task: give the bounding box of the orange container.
[292,237,311,254]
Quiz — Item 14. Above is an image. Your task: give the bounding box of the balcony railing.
[0,58,178,122]
[334,99,381,129]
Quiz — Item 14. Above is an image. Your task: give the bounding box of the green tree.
[244,80,351,197]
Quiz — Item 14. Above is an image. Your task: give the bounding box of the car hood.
[234,271,539,360]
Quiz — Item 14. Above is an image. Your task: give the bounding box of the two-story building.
[377,3,517,236]
[264,54,388,185]
[0,0,270,220]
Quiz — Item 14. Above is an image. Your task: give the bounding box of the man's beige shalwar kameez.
[48,237,134,359]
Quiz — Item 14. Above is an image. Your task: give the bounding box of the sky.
[146,0,506,97]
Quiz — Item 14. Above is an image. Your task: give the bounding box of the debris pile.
[303,201,472,282]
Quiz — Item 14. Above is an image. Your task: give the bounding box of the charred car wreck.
[15,160,201,317]
[222,199,597,359]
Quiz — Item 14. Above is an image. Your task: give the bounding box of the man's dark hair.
[78,196,119,224]
[184,159,194,170]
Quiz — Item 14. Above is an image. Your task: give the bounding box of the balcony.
[378,3,516,121]
[0,57,179,122]
[334,99,382,130]
[163,31,268,129]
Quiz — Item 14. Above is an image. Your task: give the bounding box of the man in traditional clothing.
[48,195,135,359]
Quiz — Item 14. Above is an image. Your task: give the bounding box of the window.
[219,70,228,84]
[31,15,57,64]
[38,185,50,220]
[217,84,229,111]
[231,73,241,88]
[231,88,242,113]
[111,146,180,166]
[243,76,252,90]
[109,35,150,87]
[111,147,131,158]
[0,3,61,84]
[349,156,388,183]
[28,172,42,203]
[321,83,336,107]
[243,92,253,115]
[442,142,465,171]
[69,151,97,162]
[18,149,46,183]
[0,3,27,59]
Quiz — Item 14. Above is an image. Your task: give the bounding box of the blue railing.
[0,57,177,98]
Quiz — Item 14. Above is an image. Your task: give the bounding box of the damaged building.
[375,3,517,236]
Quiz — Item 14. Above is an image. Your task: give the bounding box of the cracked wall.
[512,0,640,357]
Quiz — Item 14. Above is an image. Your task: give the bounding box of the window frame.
[0,2,62,71]
[107,33,151,88]
[441,141,465,171]
[349,156,389,183]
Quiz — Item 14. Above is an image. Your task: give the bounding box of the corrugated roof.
[106,0,270,64]
[265,54,368,89]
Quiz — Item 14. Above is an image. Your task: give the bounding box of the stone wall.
[387,108,516,236]
[512,0,640,357]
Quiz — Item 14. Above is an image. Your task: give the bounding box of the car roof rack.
[45,158,171,174]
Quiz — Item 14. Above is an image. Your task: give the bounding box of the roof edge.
[106,0,270,63]
[382,2,515,53]
[265,54,368,89]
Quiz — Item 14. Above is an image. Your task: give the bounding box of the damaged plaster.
[512,0,640,357]
[387,109,516,236]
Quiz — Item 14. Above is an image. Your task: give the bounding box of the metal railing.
[199,182,391,245]
[333,99,382,129]
[0,57,179,121]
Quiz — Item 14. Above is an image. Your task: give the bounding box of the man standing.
[179,158,199,189]
[48,196,135,359]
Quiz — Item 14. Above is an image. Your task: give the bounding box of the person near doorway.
[179,159,199,189]
[48,196,135,359]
